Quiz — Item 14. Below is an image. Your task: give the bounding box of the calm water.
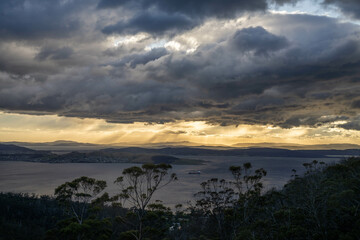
[0,156,340,206]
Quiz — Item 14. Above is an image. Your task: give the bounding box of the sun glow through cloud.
[1,0,360,147]
[1,112,359,146]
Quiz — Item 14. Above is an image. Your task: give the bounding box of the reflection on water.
[0,156,339,206]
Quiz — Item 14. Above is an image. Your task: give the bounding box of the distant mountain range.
[0,143,359,165]
[231,142,360,150]
[0,143,205,165]
[1,140,106,151]
[101,146,360,158]
[2,140,360,151]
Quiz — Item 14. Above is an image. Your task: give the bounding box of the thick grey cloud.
[99,0,297,35]
[231,27,289,56]
[35,47,74,61]
[1,5,360,132]
[339,116,360,130]
[323,0,360,19]
[98,0,300,17]
[0,0,88,40]
[102,12,196,35]
[136,15,360,127]
[351,100,360,109]
[97,0,269,18]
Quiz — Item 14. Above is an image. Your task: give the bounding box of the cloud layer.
[0,0,360,133]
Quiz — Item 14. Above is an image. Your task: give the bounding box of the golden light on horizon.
[1,111,359,147]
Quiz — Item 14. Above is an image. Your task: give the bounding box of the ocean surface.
[0,156,340,207]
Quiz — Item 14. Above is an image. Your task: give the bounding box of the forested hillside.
[1,157,359,240]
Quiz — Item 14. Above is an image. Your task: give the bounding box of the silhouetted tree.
[112,163,177,240]
[194,178,235,239]
[52,176,110,240]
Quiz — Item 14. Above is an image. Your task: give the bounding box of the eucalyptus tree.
[192,162,267,240]
[53,176,110,240]
[194,178,236,240]
[112,163,177,240]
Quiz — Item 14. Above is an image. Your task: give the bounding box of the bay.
[0,156,340,207]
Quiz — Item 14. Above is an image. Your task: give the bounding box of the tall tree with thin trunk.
[112,163,177,240]
[54,176,108,240]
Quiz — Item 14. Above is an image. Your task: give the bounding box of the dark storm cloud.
[98,0,301,16]
[196,101,230,109]
[351,100,360,109]
[340,122,360,130]
[323,0,360,19]
[339,116,360,130]
[231,27,289,56]
[102,12,196,36]
[1,7,360,131]
[99,0,298,35]
[136,15,360,127]
[35,47,74,61]
[0,71,190,123]
[97,0,268,18]
[0,0,87,40]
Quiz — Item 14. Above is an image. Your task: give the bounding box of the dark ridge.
[0,144,37,153]
[151,155,180,164]
[101,147,360,158]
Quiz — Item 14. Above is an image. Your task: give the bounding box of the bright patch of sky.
[145,39,167,51]
[270,0,339,17]
[112,34,148,47]
[146,38,198,53]
[270,0,360,25]
[1,111,359,145]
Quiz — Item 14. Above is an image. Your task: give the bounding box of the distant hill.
[1,143,359,164]
[2,140,105,151]
[1,140,207,151]
[231,142,360,150]
[0,144,205,165]
[0,144,36,154]
[101,147,360,158]
[48,150,205,165]
[3,140,96,147]
[0,144,51,161]
[3,140,360,151]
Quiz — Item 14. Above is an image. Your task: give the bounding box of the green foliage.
[52,176,109,240]
[0,193,65,240]
[180,158,360,240]
[190,162,267,240]
[55,176,107,205]
[45,217,112,240]
[112,163,177,240]
[1,158,360,240]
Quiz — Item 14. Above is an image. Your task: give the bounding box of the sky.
[1,0,360,146]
